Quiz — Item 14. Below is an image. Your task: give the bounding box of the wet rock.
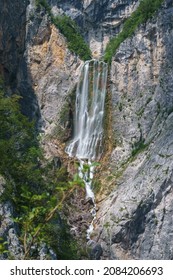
[89,241,103,260]
[83,197,95,206]
[53,157,62,169]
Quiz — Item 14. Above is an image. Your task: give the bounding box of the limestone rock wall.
[0,0,82,139]
[48,0,140,57]
[0,0,83,258]
[0,177,23,260]
[25,0,83,159]
[0,0,38,118]
[0,0,27,83]
[94,0,173,260]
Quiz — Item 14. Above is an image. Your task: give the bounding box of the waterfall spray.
[66,59,108,240]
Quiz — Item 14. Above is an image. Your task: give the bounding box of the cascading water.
[66,59,108,240]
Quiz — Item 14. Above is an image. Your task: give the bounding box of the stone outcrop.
[94,0,173,259]
[49,0,140,57]
[0,0,41,120]
[0,177,23,260]
[25,0,83,159]
[0,0,83,154]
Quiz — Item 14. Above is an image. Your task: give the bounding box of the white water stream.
[66,59,108,240]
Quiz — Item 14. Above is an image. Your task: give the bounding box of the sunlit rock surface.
[94,0,173,260]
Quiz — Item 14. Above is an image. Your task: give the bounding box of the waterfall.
[66,59,108,239]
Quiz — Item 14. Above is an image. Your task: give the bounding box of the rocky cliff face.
[1,0,173,260]
[26,0,83,159]
[0,177,23,260]
[0,0,83,157]
[0,0,82,258]
[0,0,42,120]
[94,0,173,259]
[49,0,139,57]
[0,0,27,83]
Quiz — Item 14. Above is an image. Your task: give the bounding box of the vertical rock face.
[0,0,41,120]
[95,0,173,260]
[49,0,140,57]
[0,0,27,83]
[26,2,82,139]
[0,0,82,131]
[0,177,23,260]
[0,0,83,258]
[0,0,83,156]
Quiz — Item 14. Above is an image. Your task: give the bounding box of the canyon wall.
[49,0,140,57]
[0,0,82,258]
[94,0,173,259]
[1,0,173,260]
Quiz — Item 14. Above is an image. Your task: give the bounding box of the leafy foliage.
[52,15,92,61]
[36,0,91,61]
[104,0,164,64]
[131,139,148,157]
[43,214,79,260]
[0,79,79,259]
[36,0,51,14]
[0,238,8,255]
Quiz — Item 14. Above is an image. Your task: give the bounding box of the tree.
[0,79,79,259]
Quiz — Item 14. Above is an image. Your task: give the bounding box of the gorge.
[1,0,173,260]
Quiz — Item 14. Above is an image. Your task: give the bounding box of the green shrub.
[131,139,148,157]
[0,79,78,259]
[36,0,91,61]
[104,0,164,64]
[36,0,51,14]
[52,15,91,61]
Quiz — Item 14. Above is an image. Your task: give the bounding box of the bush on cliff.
[0,78,78,259]
[53,15,92,61]
[104,0,164,64]
[36,0,91,61]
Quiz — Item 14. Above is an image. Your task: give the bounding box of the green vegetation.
[0,78,80,259]
[92,178,101,194]
[0,238,8,255]
[36,0,51,13]
[53,88,76,142]
[131,139,148,157]
[52,16,91,61]
[104,0,164,64]
[103,222,110,229]
[36,0,91,61]
[54,100,71,142]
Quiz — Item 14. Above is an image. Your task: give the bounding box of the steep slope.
[1,0,173,260]
[26,1,83,157]
[49,0,140,57]
[0,0,83,156]
[94,0,173,259]
[0,0,83,259]
[0,0,39,118]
